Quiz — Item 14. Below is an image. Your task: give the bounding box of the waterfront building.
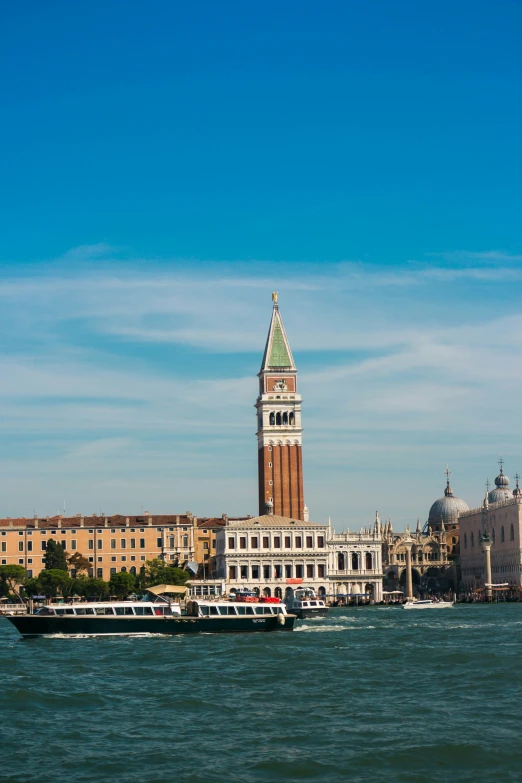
[215,510,330,597]
[382,471,468,594]
[459,464,522,590]
[256,293,307,520]
[0,512,199,580]
[327,514,383,602]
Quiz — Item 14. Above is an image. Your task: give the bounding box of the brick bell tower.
[256,293,307,520]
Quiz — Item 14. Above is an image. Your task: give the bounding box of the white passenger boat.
[403,599,454,610]
[2,599,297,637]
[284,586,328,619]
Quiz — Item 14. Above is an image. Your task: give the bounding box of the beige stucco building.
[0,512,199,580]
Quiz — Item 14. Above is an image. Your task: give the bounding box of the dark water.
[1,605,521,783]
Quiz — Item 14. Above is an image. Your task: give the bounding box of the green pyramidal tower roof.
[260,299,296,371]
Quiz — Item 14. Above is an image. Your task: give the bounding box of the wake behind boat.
[403,599,454,610]
[2,598,296,637]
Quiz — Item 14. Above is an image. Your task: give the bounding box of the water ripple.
[1,605,522,783]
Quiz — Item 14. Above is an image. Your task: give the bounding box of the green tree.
[74,577,110,600]
[37,569,74,598]
[23,577,41,598]
[0,564,26,599]
[109,571,136,599]
[142,559,189,588]
[67,552,91,575]
[43,539,68,571]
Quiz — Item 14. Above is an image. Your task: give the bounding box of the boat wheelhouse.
[283,586,328,619]
[2,599,296,637]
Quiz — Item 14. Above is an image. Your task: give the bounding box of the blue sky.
[1,2,521,527]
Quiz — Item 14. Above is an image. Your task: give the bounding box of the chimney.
[58,519,62,529]
[147,517,153,526]
[80,516,84,528]
[126,517,130,528]
[104,517,109,528]
[34,515,39,530]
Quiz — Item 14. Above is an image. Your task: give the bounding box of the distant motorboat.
[403,599,454,610]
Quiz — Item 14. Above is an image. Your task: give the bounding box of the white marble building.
[215,511,383,601]
[215,513,331,598]
[327,515,383,602]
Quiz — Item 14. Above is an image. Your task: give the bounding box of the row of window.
[463,524,515,549]
[2,526,189,535]
[228,564,326,580]
[337,553,374,570]
[3,536,190,553]
[268,411,295,426]
[228,535,324,550]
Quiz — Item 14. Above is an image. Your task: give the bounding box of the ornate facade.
[327,514,383,602]
[460,465,522,590]
[382,471,468,595]
[256,293,306,520]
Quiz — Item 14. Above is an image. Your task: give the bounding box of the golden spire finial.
[272,291,278,304]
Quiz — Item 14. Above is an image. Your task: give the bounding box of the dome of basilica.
[488,465,512,504]
[428,478,469,528]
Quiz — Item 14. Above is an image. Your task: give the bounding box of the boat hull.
[3,613,297,637]
[295,607,329,619]
[403,602,453,610]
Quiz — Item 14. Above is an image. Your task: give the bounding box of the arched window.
[365,552,372,570]
[338,552,345,570]
[511,524,515,541]
[289,412,295,425]
[121,566,127,572]
[276,412,282,426]
[269,412,275,425]
[471,532,474,547]
[464,533,467,548]
[130,566,136,576]
[351,552,359,570]
[501,526,505,542]
[282,412,288,425]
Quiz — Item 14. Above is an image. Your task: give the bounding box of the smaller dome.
[488,465,512,503]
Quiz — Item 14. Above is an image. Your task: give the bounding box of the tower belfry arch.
[255,294,306,520]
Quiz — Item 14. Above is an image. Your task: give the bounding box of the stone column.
[403,540,413,599]
[482,539,493,602]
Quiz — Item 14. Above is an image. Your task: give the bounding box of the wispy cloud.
[1,247,521,524]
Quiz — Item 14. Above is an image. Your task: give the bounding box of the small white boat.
[403,599,454,610]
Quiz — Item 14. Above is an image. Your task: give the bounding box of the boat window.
[310,601,317,606]
[104,607,115,615]
[85,608,95,615]
[302,602,308,607]
[198,605,209,616]
[144,606,154,615]
[75,607,86,615]
[245,606,255,615]
[114,606,125,615]
[55,608,66,615]
[124,607,134,615]
[209,606,219,616]
[65,608,75,615]
[254,606,264,615]
[135,606,145,615]
[236,606,246,615]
